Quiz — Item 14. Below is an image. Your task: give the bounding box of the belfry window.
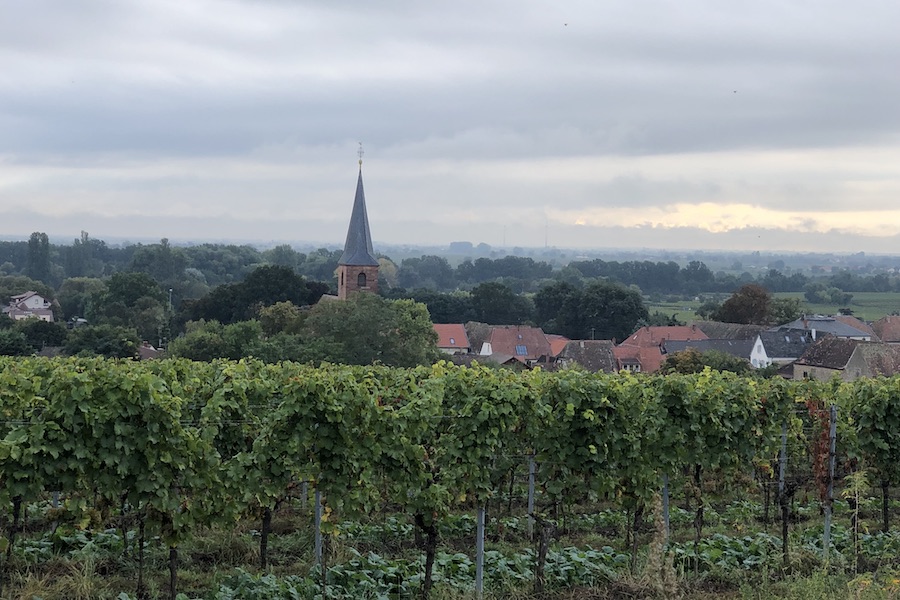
[357,272,367,288]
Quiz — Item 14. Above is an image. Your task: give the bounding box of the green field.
[647,291,900,325]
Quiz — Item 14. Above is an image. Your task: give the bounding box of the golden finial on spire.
[357,142,364,166]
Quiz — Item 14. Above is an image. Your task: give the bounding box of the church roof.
[339,167,379,267]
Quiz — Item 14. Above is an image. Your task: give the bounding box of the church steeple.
[337,147,379,299]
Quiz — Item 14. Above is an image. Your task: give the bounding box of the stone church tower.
[337,158,379,299]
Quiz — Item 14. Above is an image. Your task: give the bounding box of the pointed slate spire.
[339,165,379,267]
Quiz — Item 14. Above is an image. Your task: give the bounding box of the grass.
[773,292,900,322]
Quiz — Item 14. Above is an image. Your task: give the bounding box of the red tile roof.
[546,334,571,357]
[619,325,708,348]
[433,324,470,350]
[487,326,551,363]
[615,325,708,373]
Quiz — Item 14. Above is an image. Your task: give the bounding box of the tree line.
[7,232,900,301]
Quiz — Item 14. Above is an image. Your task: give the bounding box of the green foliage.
[182,265,328,325]
[25,231,52,285]
[470,281,534,325]
[56,277,107,320]
[15,318,69,350]
[168,320,264,361]
[714,284,772,325]
[549,280,648,341]
[0,329,32,356]
[660,348,751,375]
[303,294,439,367]
[64,324,140,358]
[0,275,55,305]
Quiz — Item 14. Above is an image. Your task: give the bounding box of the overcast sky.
[3,0,900,253]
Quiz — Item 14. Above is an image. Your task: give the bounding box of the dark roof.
[759,329,820,360]
[795,337,861,370]
[338,167,379,267]
[835,315,879,341]
[778,316,873,339]
[663,338,755,359]
[691,321,766,340]
[558,340,617,373]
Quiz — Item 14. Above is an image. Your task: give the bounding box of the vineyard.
[1,357,900,599]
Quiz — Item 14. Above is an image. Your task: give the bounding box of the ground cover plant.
[2,358,900,598]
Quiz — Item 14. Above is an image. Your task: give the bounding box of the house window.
[449,337,456,345]
[357,272,367,288]
[515,345,527,356]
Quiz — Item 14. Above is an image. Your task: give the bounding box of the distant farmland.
[646,292,900,324]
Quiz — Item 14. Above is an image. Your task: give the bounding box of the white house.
[2,291,55,322]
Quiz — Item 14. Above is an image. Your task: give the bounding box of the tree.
[257,301,306,336]
[769,296,803,326]
[398,255,455,290]
[713,284,771,325]
[660,348,750,375]
[264,244,303,271]
[302,293,439,367]
[129,238,187,286]
[534,281,578,329]
[573,281,649,341]
[470,282,534,325]
[695,299,722,320]
[167,320,264,361]
[0,275,55,306]
[64,324,140,358]
[15,319,68,351]
[183,266,329,325]
[396,289,474,324]
[0,329,32,356]
[25,232,52,284]
[57,277,107,320]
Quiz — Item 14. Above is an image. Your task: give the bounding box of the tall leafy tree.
[25,232,52,284]
[714,284,772,325]
[302,293,439,367]
[470,282,534,325]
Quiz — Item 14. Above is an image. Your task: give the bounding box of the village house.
[871,316,900,344]
[555,340,618,373]
[662,336,770,368]
[792,337,900,381]
[479,325,552,366]
[433,324,470,355]
[613,325,708,373]
[2,291,54,322]
[758,328,822,365]
[778,315,875,341]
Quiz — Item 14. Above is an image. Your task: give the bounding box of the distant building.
[614,325,708,373]
[556,340,617,373]
[793,338,900,381]
[479,325,552,366]
[433,324,471,355]
[337,157,379,300]
[2,291,54,322]
[663,336,769,368]
[778,315,874,341]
